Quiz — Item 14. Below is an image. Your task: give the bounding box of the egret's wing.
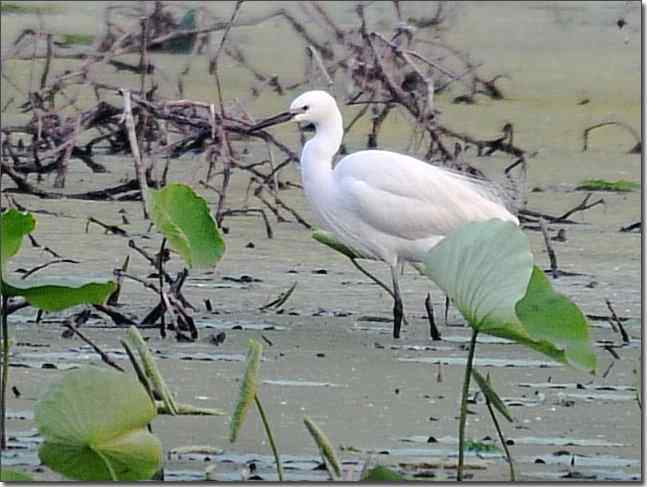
[336,151,516,241]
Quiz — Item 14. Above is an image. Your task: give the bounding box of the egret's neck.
[300,109,343,187]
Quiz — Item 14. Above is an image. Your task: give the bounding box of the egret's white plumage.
[251,90,519,338]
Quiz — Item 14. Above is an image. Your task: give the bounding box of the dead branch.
[554,193,605,222]
[605,299,630,344]
[19,258,80,280]
[583,121,641,154]
[539,219,559,279]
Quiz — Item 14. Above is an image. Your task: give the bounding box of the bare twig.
[539,219,559,279]
[583,121,641,154]
[62,323,125,372]
[19,258,79,280]
[119,89,149,218]
[554,193,605,222]
[260,281,297,310]
[605,299,630,344]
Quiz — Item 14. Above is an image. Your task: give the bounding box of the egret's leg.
[350,258,409,326]
[391,266,404,339]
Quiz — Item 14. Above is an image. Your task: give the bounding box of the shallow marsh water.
[0,1,641,481]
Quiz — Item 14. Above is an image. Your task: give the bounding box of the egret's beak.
[247,111,295,132]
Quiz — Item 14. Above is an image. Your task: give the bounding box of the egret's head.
[248,90,339,132]
[289,90,337,125]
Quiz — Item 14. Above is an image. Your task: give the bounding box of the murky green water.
[1,1,641,481]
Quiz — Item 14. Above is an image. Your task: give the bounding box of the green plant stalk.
[0,295,8,450]
[126,326,177,414]
[304,416,342,480]
[94,448,118,481]
[457,329,478,481]
[158,238,166,338]
[254,394,284,481]
[484,393,515,480]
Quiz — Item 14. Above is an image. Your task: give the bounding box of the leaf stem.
[94,448,118,481]
[1,295,8,450]
[484,390,515,480]
[254,394,284,481]
[158,237,166,338]
[457,329,478,480]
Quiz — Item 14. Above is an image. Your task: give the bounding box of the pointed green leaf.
[1,468,34,481]
[424,219,533,330]
[230,339,262,443]
[361,465,404,481]
[126,326,178,415]
[304,416,342,479]
[424,220,596,373]
[149,183,225,268]
[312,229,362,260]
[0,209,35,272]
[515,266,596,372]
[1,279,116,312]
[34,366,162,481]
[471,369,513,422]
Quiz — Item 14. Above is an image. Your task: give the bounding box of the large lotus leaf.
[425,220,596,373]
[149,183,225,268]
[424,219,533,330]
[1,279,116,312]
[34,367,162,481]
[0,209,35,273]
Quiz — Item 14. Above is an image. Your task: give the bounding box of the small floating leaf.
[471,369,513,422]
[304,416,342,479]
[464,439,500,453]
[576,179,639,192]
[149,183,225,268]
[34,366,162,481]
[56,33,95,46]
[230,339,263,443]
[361,465,404,481]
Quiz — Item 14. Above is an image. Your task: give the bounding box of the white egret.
[250,90,518,338]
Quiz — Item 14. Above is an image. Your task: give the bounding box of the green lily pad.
[361,465,404,481]
[34,367,162,481]
[425,219,596,373]
[1,279,116,312]
[149,183,225,269]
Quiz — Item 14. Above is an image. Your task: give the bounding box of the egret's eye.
[302,105,309,111]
